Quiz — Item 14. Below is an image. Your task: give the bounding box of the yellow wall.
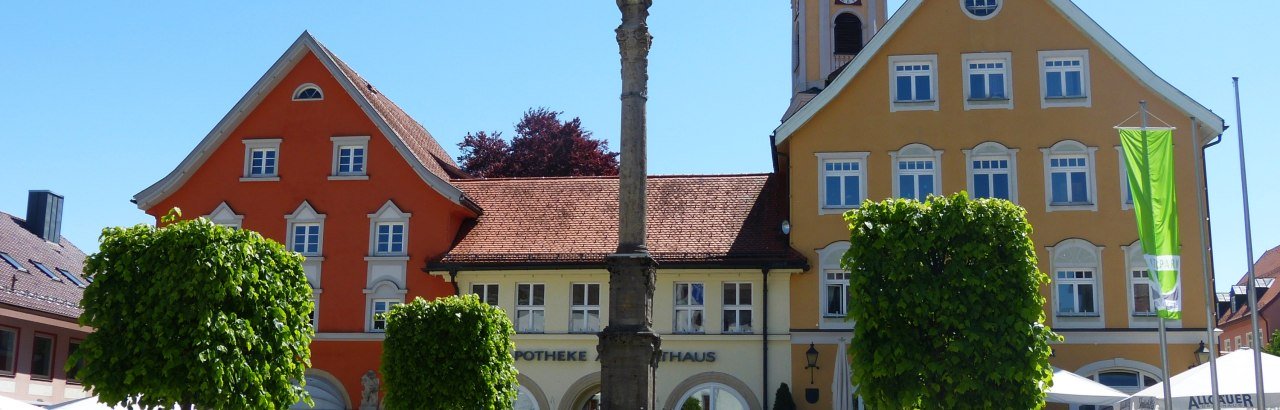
[782,0,1217,405]
[443,268,794,410]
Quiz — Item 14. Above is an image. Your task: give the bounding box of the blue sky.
[1,1,1275,292]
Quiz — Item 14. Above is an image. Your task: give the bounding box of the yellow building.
[778,0,1224,408]
[428,175,805,410]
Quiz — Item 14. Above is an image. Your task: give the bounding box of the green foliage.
[772,383,797,410]
[681,397,703,410]
[74,213,314,409]
[1266,330,1280,356]
[381,295,518,410]
[841,194,1059,409]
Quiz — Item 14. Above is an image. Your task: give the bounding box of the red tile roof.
[1219,245,1280,326]
[0,211,88,320]
[432,174,807,269]
[317,42,468,181]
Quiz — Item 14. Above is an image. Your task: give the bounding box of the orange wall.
[144,51,472,405]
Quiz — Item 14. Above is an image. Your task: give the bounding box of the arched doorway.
[675,383,749,410]
[290,371,350,409]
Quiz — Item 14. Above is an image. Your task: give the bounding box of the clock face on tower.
[836,0,861,4]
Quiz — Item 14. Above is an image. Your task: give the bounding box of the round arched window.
[293,83,323,101]
[514,385,540,410]
[677,383,748,410]
[961,0,1001,20]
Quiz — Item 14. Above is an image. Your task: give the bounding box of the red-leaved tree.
[457,108,619,178]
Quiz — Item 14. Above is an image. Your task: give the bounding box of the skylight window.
[30,261,61,282]
[0,252,27,272]
[57,268,86,287]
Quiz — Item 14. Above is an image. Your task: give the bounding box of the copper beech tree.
[457,107,619,178]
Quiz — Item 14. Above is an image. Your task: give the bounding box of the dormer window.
[292,83,323,101]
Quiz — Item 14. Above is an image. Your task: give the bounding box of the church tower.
[788,0,888,114]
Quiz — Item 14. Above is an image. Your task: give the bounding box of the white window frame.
[962,52,1013,110]
[964,142,1019,203]
[373,222,406,256]
[569,283,601,334]
[363,280,405,333]
[309,293,320,330]
[330,136,371,180]
[1041,140,1099,212]
[516,283,546,334]
[292,83,324,101]
[1049,239,1105,329]
[370,298,401,332]
[471,283,500,306]
[1039,50,1091,108]
[368,201,410,257]
[960,0,1002,20]
[890,144,943,201]
[1122,241,1170,329]
[888,55,940,112]
[823,270,850,318]
[1116,146,1135,210]
[816,152,870,215]
[722,282,753,334]
[817,242,854,329]
[290,223,321,255]
[241,138,282,181]
[1085,369,1160,395]
[674,282,706,334]
[204,202,244,228]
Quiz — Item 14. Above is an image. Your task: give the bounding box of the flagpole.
[1143,101,1175,410]
[1233,77,1266,410]
[1190,116,1222,410]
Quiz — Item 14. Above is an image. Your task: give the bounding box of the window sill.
[672,331,707,335]
[965,98,1013,110]
[1046,203,1097,212]
[328,175,369,181]
[1042,96,1090,108]
[1045,96,1088,101]
[1056,313,1101,318]
[364,255,410,262]
[239,176,280,182]
[890,100,939,112]
[819,206,855,215]
[300,255,325,262]
[29,376,53,382]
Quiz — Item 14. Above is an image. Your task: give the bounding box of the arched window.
[891,143,943,201]
[290,371,349,409]
[833,14,863,54]
[1050,238,1104,328]
[964,142,1019,203]
[514,385,540,410]
[1040,140,1099,212]
[293,83,323,101]
[677,382,750,410]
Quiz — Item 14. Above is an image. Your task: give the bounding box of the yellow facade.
[779,0,1223,408]
[437,268,795,410]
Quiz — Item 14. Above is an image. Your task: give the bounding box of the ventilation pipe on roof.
[25,190,64,243]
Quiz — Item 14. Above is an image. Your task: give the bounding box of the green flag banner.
[1120,128,1181,320]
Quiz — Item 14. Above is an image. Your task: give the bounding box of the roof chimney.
[25,190,64,243]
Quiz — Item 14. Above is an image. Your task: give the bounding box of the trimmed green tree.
[74,211,314,409]
[772,383,797,410]
[842,194,1058,409]
[381,294,518,409]
[1265,330,1280,356]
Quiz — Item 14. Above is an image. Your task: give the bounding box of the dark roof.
[431,174,807,270]
[1219,245,1280,326]
[0,211,88,320]
[317,42,468,181]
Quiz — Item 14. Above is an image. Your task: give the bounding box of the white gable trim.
[773,0,1224,146]
[133,32,469,211]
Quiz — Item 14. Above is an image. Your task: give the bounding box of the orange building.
[1216,246,1280,354]
[777,0,1224,408]
[133,33,480,408]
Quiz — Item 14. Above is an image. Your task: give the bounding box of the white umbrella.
[1047,367,1131,406]
[1,394,46,410]
[1124,347,1280,409]
[44,396,185,410]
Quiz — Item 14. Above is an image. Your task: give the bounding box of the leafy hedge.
[382,295,518,409]
[76,212,314,409]
[841,194,1058,409]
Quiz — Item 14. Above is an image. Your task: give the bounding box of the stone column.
[598,1,661,409]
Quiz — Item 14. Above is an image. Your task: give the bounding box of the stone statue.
[360,370,380,410]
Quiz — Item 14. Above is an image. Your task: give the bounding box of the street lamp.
[1194,341,1211,366]
[805,342,820,384]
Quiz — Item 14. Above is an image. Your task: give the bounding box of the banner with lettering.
[1120,128,1181,320]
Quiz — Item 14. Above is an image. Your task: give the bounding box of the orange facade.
[141,45,474,406]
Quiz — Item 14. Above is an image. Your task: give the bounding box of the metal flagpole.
[1189,116,1222,410]
[1233,77,1266,410]
[1142,101,1175,410]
